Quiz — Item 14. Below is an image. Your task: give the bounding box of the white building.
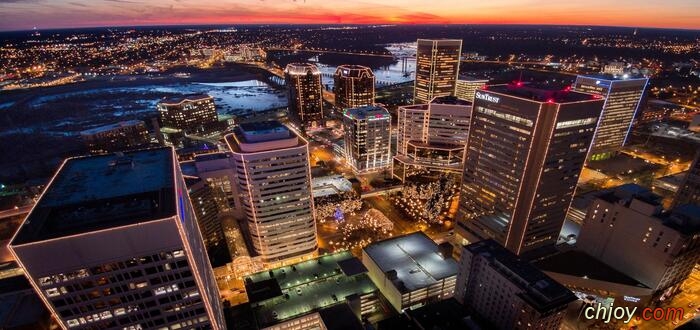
[9,148,225,330]
[342,105,392,174]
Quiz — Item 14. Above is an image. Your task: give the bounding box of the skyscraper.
[454,76,488,102]
[284,63,324,129]
[334,65,375,110]
[674,148,700,207]
[157,94,218,134]
[573,75,648,161]
[414,39,462,104]
[393,96,471,181]
[342,105,391,174]
[225,121,317,265]
[456,83,605,256]
[9,148,225,330]
[455,240,576,330]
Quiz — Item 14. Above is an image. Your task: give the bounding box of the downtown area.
[0,17,700,330]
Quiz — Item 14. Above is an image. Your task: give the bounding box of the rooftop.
[483,83,599,103]
[577,73,648,82]
[343,106,390,121]
[284,63,321,75]
[466,240,577,313]
[430,96,472,106]
[160,93,212,105]
[363,232,458,293]
[334,65,375,78]
[458,75,489,82]
[79,120,145,136]
[12,148,176,245]
[225,121,303,153]
[533,250,649,288]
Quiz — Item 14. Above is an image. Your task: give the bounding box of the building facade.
[456,240,576,330]
[577,184,700,299]
[80,120,150,155]
[284,63,324,129]
[393,96,471,181]
[157,94,218,134]
[455,76,488,102]
[675,149,700,207]
[9,148,225,330]
[334,65,375,110]
[184,177,230,267]
[342,105,391,174]
[414,39,462,104]
[573,75,648,161]
[225,121,318,265]
[456,84,605,256]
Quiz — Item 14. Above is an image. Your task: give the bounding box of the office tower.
[342,105,391,174]
[225,121,317,264]
[334,65,375,110]
[675,149,700,207]
[414,39,462,104]
[393,96,471,181]
[577,184,700,298]
[456,84,605,256]
[157,94,218,134]
[603,62,626,75]
[362,232,458,312]
[9,148,225,330]
[284,63,324,129]
[455,240,576,330]
[454,76,488,102]
[184,177,230,267]
[80,120,150,154]
[573,75,648,161]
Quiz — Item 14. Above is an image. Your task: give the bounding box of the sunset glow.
[0,0,699,31]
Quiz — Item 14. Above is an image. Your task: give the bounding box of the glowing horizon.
[0,0,699,32]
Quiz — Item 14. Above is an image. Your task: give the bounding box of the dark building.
[377,298,483,330]
[80,120,150,154]
[284,63,324,129]
[157,94,218,133]
[456,83,605,256]
[456,240,576,330]
[185,176,231,268]
[675,149,700,207]
[334,65,375,110]
[414,39,462,104]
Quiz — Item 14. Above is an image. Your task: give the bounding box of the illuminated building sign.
[475,91,500,103]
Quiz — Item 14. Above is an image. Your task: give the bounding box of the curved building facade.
[334,65,375,110]
[284,63,324,129]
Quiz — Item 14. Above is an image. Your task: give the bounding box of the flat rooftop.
[12,148,176,245]
[80,120,144,136]
[160,93,211,105]
[484,83,599,103]
[577,73,648,82]
[343,106,390,120]
[235,121,291,143]
[363,232,458,293]
[466,240,577,313]
[533,250,649,288]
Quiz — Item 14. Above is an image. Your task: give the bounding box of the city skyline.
[0,0,699,31]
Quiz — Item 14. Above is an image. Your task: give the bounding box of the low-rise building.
[80,120,150,154]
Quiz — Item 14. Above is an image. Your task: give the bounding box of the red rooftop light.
[546,98,555,104]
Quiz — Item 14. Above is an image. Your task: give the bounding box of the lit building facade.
[456,84,605,256]
[9,148,225,330]
[184,176,230,267]
[80,120,150,155]
[455,76,488,102]
[157,94,218,134]
[675,149,700,207]
[225,121,317,265]
[284,63,324,129]
[342,106,391,174]
[393,96,471,181]
[456,240,576,330]
[577,184,700,299]
[362,232,458,312]
[573,75,648,161]
[334,65,375,110]
[414,39,462,104]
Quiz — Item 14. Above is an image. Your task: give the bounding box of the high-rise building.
[225,121,317,265]
[454,76,488,102]
[455,240,576,330]
[157,94,218,133]
[414,39,462,104]
[184,176,230,267]
[80,120,151,154]
[9,148,225,330]
[334,65,375,110]
[284,63,324,129]
[342,105,391,174]
[362,232,458,312]
[573,75,648,161]
[393,96,471,181]
[675,149,700,207]
[577,184,700,298]
[456,84,605,256]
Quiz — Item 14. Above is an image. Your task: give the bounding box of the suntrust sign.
[475,91,500,103]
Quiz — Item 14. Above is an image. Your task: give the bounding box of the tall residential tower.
[285,63,324,129]
[414,39,462,104]
[334,65,375,110]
